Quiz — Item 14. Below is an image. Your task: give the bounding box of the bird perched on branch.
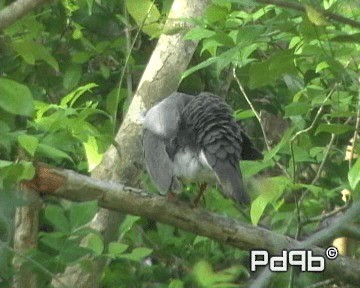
[142,92,262,205]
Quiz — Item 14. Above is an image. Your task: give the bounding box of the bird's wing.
[213,159,249,204]
[185,94,251,204]
[240,130,263,161]
[203,145,250,205]
[143,92,193,138]
[142,92,193,194]
[142,130,178,195]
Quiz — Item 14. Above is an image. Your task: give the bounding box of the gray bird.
[142,92,262,204]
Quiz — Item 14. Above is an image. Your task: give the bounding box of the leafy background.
[1,0,360,287]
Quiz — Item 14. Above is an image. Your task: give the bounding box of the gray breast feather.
[173,148,215,184]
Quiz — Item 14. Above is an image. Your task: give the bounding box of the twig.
[233,66,291,178]
[310,133,335,186]
[301,200,351,226]
[123,4,133,101]
[232,66,291,179]
[113,1,155,135]
[256,0,360,30]
[233,66,271,151]
[290,86,336,143]
[289,86,337,203]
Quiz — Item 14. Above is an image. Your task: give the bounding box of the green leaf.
[60,246,91,264]
[291,145,314,163]
[305,5,329,26]
[108,242,129,257]
[193,261,215,286]
[184,27,216,41]
[17,135,39,156]
[86,0,94,15]
[331,33,360,43]
[234,109,255,120]
[349,158,360,190]
[19,161,35,181]
[86,234,104,256]
[120,247,153,261]
[125,0,161,37]
[284,102,311,117]
[248,61,270,88]
[235,25,265,45]
[300,184,322,197]
[251,176,289,225]
[157,223,175,244]
[169,279,184,288]
[60,83,98,108]
[193,261,240,287]
[315,124,353,136]
[249,50,296,89]
[72,51,92,64]
[83,136,103,172]
[12,40,59,71]
[37,143,73,162]
[182,57,218,79]
[119,215,140,237]
[315,61,329,73]
[206,4,229,24]
[69,201,98,230]
[264,127,295,161]
[0,160,13,168]
[0,78,34,116]
[0,161,35,185]
[40,234,66,251]
[240,160,273,178]
[64,64,82,90]
[250,196,269,226]
[45,205,70,233]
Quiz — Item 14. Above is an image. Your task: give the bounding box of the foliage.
[0,0,360,287]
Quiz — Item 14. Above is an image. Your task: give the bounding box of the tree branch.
[256,0,360,29]
[22,164,360,285]
[0,0,53,31]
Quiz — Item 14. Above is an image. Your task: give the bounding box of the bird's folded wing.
[143,130,175,195]
[204,150,250,205]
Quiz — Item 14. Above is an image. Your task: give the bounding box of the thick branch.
[23,165,360,285]
[256,0,360,29]
[0,0,53,31]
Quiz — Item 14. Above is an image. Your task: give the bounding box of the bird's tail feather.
[212,160,250,205]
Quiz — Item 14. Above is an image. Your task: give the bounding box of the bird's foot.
[191,183,207,208]
[167,191,178,202]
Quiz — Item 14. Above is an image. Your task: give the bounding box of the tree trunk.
[51,0,209,287]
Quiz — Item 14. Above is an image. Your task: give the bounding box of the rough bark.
[23,165,360,285]
[12,189,42,288]
[51,0,210,287]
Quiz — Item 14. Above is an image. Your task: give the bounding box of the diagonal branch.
[256,0,360,29]
[0,0,54,31]
[23,164,360,285]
